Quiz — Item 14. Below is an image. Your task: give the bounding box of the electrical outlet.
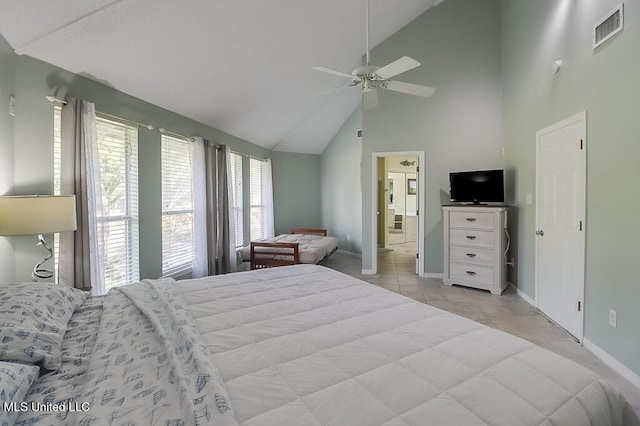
[609,309,617,328]
[526,194,533,205]
[346,234,351,241]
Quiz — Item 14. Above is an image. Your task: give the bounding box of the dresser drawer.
[450,263,494,287]
[449,211,495,230]
[449,246,494,266]
[450,229,494,249]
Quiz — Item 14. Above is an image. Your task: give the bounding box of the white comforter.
[179,265,638,426]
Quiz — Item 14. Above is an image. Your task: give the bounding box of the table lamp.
[0,195,77,281]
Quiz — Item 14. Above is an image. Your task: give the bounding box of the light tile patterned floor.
[323,248,640,416]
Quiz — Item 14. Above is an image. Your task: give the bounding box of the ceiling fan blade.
[312,66,355,80]
[310,83,358,99]
[363,88,379,109]
[375,56,421,80]
[382,80,436,98]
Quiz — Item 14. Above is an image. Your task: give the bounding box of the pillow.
[0,360,39,425]
[0,282,88,371]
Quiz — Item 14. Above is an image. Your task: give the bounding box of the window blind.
[161,134,194,275]
[53,106,62,283]
[230,152,244,247]
[250,158,265,241]
[95,116,140,290]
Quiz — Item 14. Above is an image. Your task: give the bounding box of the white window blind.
[95,116,140,291]
[161,134,195,275]
[53,106,62,283]
[230,152,244,247]
[250,158,271,241]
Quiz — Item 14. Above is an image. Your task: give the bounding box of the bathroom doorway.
[372,152,424,276]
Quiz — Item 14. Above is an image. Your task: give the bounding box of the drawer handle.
[466,271,477,276]
[466,235,477,240]
[466,253,477,258]
[466,218,477,222]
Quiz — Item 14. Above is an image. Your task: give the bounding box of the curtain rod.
[97,112,154,130]
[229,149,268,161]
[45,96,155,130]
[159,128,190,140]
[45,95,67,105]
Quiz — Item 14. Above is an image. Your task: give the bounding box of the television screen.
[449,169,504,204]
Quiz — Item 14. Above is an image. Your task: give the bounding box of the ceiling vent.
[593,3,624,49]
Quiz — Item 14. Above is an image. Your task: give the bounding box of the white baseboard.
[337,249,361,258]
[509,282,536,307]
[424,273,444,279]
[583,338,640,391]
[361,269,375,275]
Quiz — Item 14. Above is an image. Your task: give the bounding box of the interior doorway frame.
[370,151,425,277]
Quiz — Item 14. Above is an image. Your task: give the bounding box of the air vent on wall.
[593,3,624,49]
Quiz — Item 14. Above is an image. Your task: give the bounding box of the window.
[230,152,244,247]
[249,158,273,241]
[161,134,195,275]
[53,110,139,293]
[95,116,140,291]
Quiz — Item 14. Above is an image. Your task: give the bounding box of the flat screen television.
[449,169,504,204]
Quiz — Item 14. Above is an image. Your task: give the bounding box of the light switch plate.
[609,309,617,328]
[9,95,16,117]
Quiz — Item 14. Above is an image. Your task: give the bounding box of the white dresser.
[443,205,508,295]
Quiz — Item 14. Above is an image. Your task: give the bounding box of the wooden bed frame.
[250,241,300,270]
[249,228,330,269]
[290,228,327,236]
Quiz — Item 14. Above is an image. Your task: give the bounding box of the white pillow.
[0,360,39,425]
[0,282,88,371]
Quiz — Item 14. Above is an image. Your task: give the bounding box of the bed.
[239,228,338,269]
[3,265,639,425]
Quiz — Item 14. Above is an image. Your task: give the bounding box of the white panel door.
[535,112,586,340]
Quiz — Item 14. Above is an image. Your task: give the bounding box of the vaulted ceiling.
[0,0,445,154]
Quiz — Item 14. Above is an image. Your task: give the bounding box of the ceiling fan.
[312,0,435,109]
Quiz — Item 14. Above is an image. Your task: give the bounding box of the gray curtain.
[204,141,237,274]
[58,98,97,291]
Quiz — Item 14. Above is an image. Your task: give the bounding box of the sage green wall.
[8,53,270,282]
[502,0,640,376]
[361,0,503,272]
[271,151,322,234]
[320,106,363,254]
[0,34,15,283]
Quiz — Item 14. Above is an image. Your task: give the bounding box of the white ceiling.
[0,0,444,154]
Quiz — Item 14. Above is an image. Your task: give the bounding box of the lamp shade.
[0,195,77,236]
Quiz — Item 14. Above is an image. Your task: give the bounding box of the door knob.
[535,230,544,236]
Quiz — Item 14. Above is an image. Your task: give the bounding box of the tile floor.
[323,245,640,416]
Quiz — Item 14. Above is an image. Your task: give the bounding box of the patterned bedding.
[15,280,237,426]
[239,234,338,264]
[10,265,639,425]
